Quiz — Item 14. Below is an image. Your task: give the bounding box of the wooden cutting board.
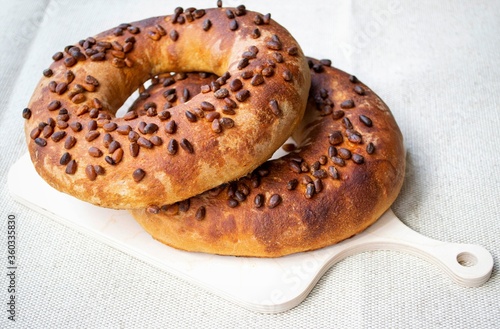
[8,153,493,313]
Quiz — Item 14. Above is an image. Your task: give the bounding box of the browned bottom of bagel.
[129,58,405,257]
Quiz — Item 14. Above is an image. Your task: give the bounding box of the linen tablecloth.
[1,0,499,327]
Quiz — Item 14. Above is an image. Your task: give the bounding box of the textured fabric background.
[1,0,499,328]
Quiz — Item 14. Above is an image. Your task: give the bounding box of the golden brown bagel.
[129,58,406,257]
[22,5,310,209]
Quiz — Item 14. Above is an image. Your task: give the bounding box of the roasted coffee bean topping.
[133,168,146,182]
[111,148,124,164]
[69,122,83,133]
[354,85,365,95]
[359,115,373,127]
[59,152,71,165]
[103,122,118,132]
[129,142,139,157]
[329,131,343,145]
[165,120,177,134]
[169,30,179,41]
[314,179,323,193]
[219,117,234,129]
[312,64,324,73]
[150,136,162,146]
[94,165,105,176]
[287,46,298,56]
[332,156,346,167]
[65,160,77,175]
[251,74,264,86]
[22,108,32,120]
[200,101,215,111]
[202,19,212,31]
[229,19,238,31]
[64,57,77,67]
[85,130,101,142]
[137,137,153,149]
[103,133,113,148]
[366,142,375,154]
[289,160,302,174]
[158,110,171,121]
[352,153,365,164]
[254,194,264,208]
[301,162,309,173]
[235,89,250,102]
[52,52,63,61]
[263,13,271,24]
[88,147,103,157]
[205,111,220,122]
[282,70,292,81]
[342,117,353,129]
[108,140,121,154]
[195,206,206,220]
[268,99,282,117]
[338,148,352,160]
[268,194,282,208]
[282,143,296,152]
[266,35,282,50]
[85,165,97,181]
[332,110,345,120]
[34,137,47,147]
[251,28,261,39]
[147,205,160,214]
[312,169,327,179]
[229,79,243,92]
[228,198,239,208]
[43,69,53,77]
[214,88,229,99]
[180,138,194,153]
[346,129,362,144]
[328,166,340,179]
[211,119,221,133]
[51,131,66,142]
[320,59,332,66]
[167,139,179,155]
[287,179,299,190]
[225,9,235,19]
[48,100,61,111]
[185,110,197,122]
[42,124,55,137]
[144,123,159,134]
[340,99,355,109]
[305,183,315,199]
[64,136,76,149]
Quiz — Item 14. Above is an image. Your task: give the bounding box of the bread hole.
[116,77,158,118]
[270,137,297,160]
[456,252,478,267]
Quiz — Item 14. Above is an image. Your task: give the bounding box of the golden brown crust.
[23,7,311,209]
[129,58,406,257]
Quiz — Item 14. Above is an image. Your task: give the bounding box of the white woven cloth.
[1,0,499,327]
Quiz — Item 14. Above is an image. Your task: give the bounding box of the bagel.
[129,58,406,257]
[22,5,311,209]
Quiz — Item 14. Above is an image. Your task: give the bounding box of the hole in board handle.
[456,252,478,267]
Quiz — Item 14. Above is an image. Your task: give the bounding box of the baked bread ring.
[129,58,406,257]
[22,5,310,209]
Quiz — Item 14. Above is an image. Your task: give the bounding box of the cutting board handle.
[336,209,494,287]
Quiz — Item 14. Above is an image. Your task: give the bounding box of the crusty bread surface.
[24,6,311,209]
[129,58,406,257]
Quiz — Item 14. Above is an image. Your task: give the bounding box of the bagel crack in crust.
[129,58,406,257]
[23,5,311,209]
